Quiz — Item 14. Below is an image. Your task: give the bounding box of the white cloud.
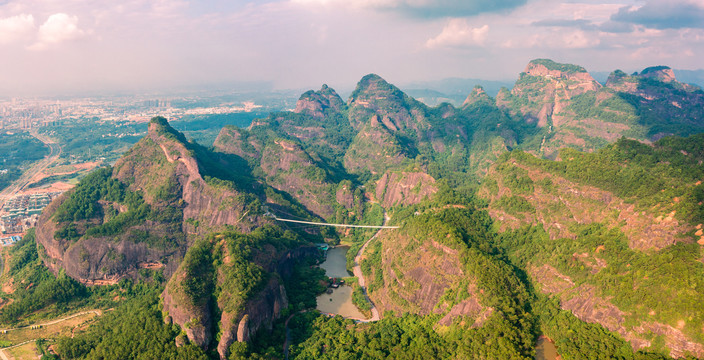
[0,14,35,44]
[29,13,86,50]
[426,20,488,48]
[561,30,600,48]
[291,0,526,18]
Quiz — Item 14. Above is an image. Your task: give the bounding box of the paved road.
[350,213,390,323]
[0,130,61,209]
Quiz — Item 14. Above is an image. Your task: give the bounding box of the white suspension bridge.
[264,208,399,229]
[272,216,399,229]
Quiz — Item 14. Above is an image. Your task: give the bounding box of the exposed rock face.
[640,66,676,83]
[530,265,704,358]
[162,274,213,348]
[370,231,467,315]
[162,244,318,360]
[216,279,288,359]
[461,86,492,107]
[510,59,602,128]
[437,282,493,328]
[604,65,704,140]
[259,139,336,219]
[294,84,344,118]
[335,184,354,210]
[484,158,692,251]
[375,171,437,208]
[348,74,428,134]
[522,59,602,93]
[343,115,409,174]
[35,192,184,284]
[35,118,271,284]
[212,126,263,161]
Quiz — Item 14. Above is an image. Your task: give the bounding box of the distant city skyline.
[1,0,702,96]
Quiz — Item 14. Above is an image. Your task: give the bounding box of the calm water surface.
[535,336,558,360]
[318,246,351,278]
[316,246,365,319]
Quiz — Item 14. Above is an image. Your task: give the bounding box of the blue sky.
[0,0,702,96]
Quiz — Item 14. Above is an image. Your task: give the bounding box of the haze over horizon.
[1,0,703,97]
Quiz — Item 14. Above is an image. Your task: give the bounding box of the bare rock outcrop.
[294,84,344,118]
[375,171,437,208]
[530,264,704,358]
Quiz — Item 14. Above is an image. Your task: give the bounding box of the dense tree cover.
[289,313,451,360]
[53,167,141,223]
[494,194,536,215]
[40,117,146,163]
[52,166,183,249]
[56,288,209,360]
[507,134,704,224]
[0,132,49,191]
[179,240,216,307]
[171,226,303,316]
[283,256,327,312]
[567,91,639,126]
[534,296,688,360]
[0,230,86,324]
[264,110,356,168]
[497,222,704,349]
[216,232,270,314]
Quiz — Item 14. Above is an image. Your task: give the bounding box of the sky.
[0,0,703,96]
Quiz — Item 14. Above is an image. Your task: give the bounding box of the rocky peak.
[294,84,344,117]
[639,66,676,82]
[347,74,423,132]
[521,59,601,92]
[605,69,629,86]
[148,116,188,144]
[462,85,492,107]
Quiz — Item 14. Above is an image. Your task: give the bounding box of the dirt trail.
[0,310,102,360]
[0,310,101,333]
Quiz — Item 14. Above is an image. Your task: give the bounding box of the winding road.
[0,130,61,209]
[283,214,392,358]
[350,214,389,322]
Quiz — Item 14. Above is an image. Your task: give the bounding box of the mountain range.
[4,58,704,360]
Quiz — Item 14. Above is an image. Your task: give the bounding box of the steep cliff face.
[259,139,337,219]
[530,265,704,358]
[374,171,437,208]
[34,117,273,284]
[161,231,318,359]
[348,74,429,135]
[482,156,692,251]
[360,206,534,357]
[604,66,704,140]
[366,211,492,322]
[294,84,345,118]
[343,115,410,175]
[507,59,602,128]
